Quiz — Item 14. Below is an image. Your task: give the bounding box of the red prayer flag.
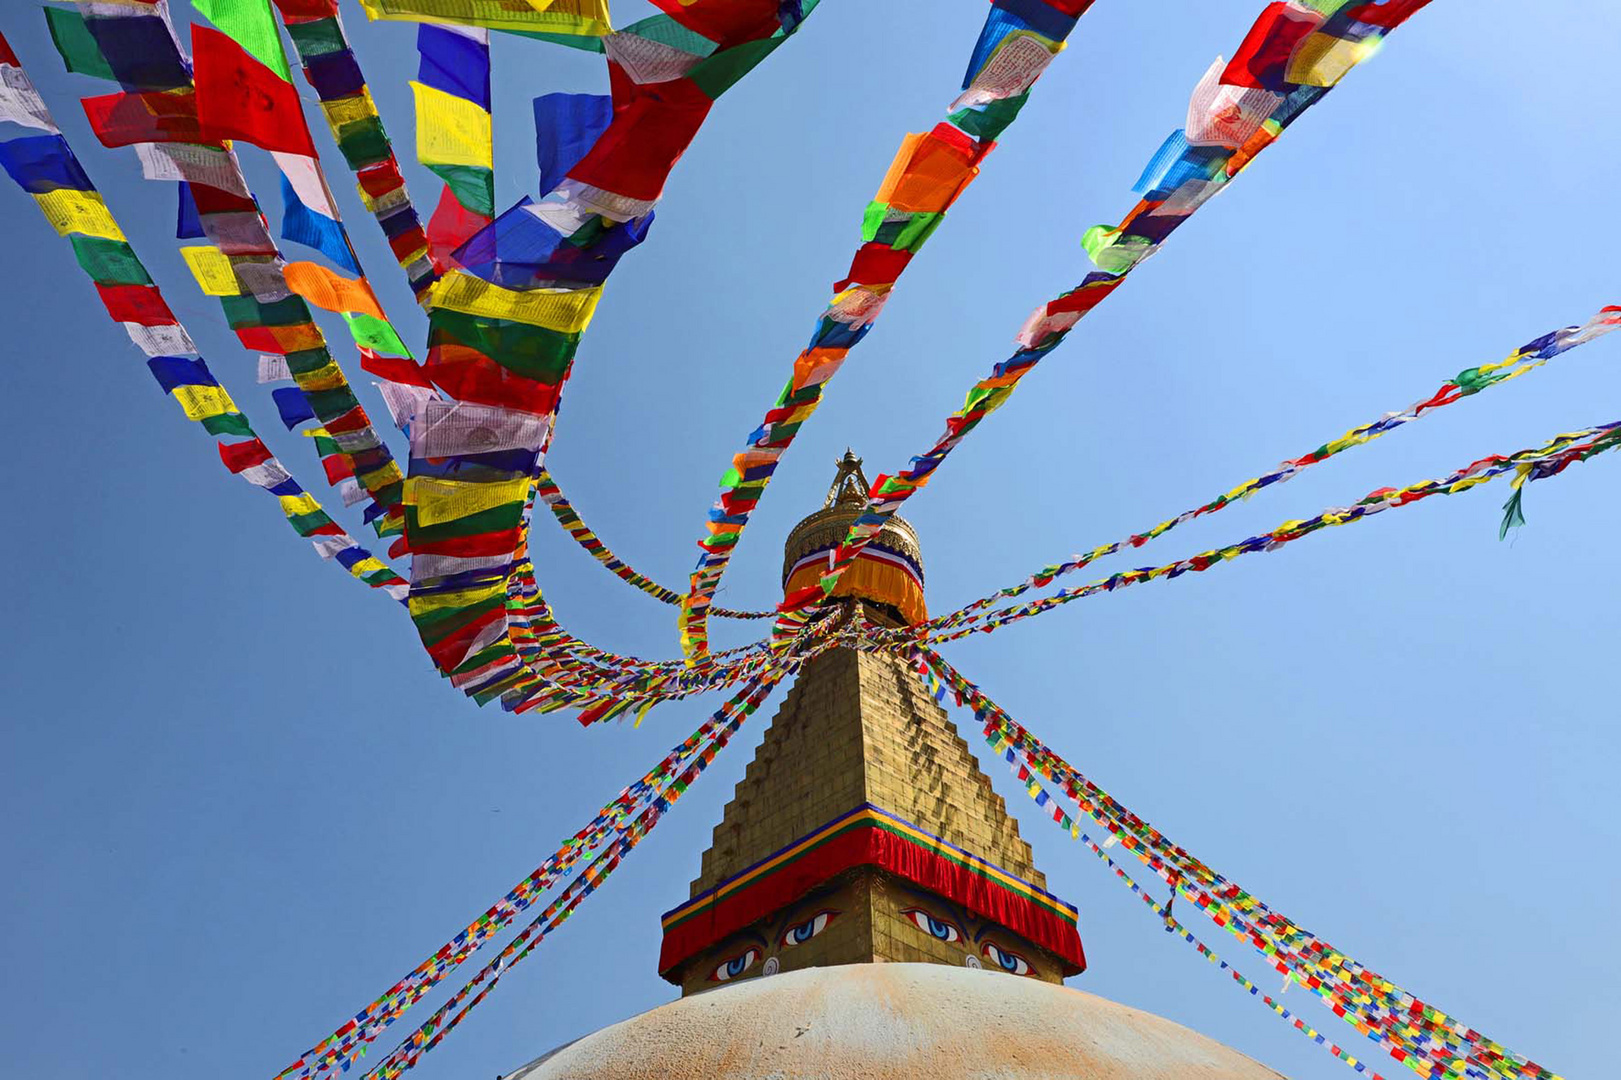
[272,0,340,16]
[188,182,257,216]
[1342,0,1430,29]
[648,0,780,47]
[219,438,274,473]
[0,32,19,68]
[95,283,177,326]
[193,26,316,157]
[834,242,913,292]
[427,187,492,274]
[356,158,406,200]
[359,349,435,390]
[1221,3,1323,91]
[81,90,203,148]
[425,345,563,416]
[565,79,713,202]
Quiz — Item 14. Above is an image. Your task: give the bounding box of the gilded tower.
[656,453,1087,994]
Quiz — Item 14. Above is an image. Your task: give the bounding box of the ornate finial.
[825,449,871,508]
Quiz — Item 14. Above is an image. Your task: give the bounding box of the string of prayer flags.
[401,2,821,700]
[534,470,773,618]
[0,44,404,600]
[148,355,252,436]
[274,1,435,295]
[801,0,1436,636]
[929,420,1621,643]
[678,0,1089,660]
[922,654,1394,1080]
[42,1,413,531]
[917,306,1621,636]
[272,666,796,1080]
[358,667,792,1080]
[919,647,1560,1080]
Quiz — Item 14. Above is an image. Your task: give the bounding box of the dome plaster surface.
[503,963,1284,1080]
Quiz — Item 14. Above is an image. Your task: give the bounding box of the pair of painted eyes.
[900,910,1031,975]
[709,911,837,981]
[982,942,1032,976]
[903,908,962,942]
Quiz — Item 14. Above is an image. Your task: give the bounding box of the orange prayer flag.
[284,260,385,319]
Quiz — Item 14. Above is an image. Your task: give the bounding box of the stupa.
[505,454,1281,1080]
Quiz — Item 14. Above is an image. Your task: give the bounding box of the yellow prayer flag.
[357,461,405,491]
[360,0,610,35]
[408,577,507,618]
[180,246,242,297]
[170,384,238,422]
[292,361,347,392]
[428,271,602,333]
[320,89,380,131]
[410,81,492,170]
[33,189,125,240]
[1284,32,1367,88]
[284,260,386,318]
[278,492,325,518]
[407,475,531,527]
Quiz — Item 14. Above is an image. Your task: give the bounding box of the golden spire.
[654,465,1085,995]
[824,448,872,508]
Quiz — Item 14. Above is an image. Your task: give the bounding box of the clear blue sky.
[1,2,1616,1078]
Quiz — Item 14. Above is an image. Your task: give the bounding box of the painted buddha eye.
[781,910,838,947]
[982,943,1032,976]
[710,947,760,981]
[902,908,961,943]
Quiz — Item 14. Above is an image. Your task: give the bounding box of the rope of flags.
[273,0,437,298]
[787,0,1437,643]
[0,31,405,598]
[397,1,825,718]
[3,3,1606,1078]
[922,639,1394,1078]
[677,0,1096,660]
[884,305,1619,640]
[44,0,415,534]
[275,645,817,1080]
[922,418,1621,643]
[915,646,1560,1080]
[360,663,794,1080]
[535,469,774,618]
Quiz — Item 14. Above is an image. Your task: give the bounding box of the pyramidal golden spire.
[653,464,1086,995]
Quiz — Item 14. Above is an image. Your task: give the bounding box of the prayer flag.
[193,26,316,157]
[277,154,359,272]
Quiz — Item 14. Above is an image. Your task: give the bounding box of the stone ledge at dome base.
[502,962,1284,1080]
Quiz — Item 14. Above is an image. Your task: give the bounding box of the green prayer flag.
[345,313,411,357]
[336,117,392,169]
[70,236,152,286]
[506,30,606,52]
[44,8,115,81]
[284,17,347,59]
[192,0,293,81]
[1499,487,1526,541]
[426,163,495,218]
[687,37,782,100]
[861,201,889,243]
[949,92,1030,141]
[202,411,255,438]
